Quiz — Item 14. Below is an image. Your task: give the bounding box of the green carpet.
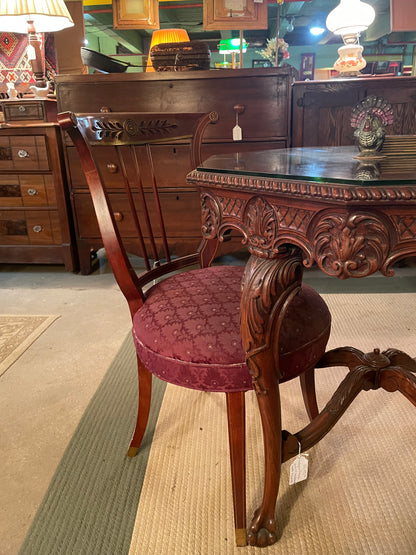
[19,334,166,555]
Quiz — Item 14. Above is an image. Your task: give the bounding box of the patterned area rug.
[0,314,60,376]
[19,293,416,554]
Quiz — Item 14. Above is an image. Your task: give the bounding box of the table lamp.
[326,0,375,77]
[146,28,190,72]
[218,38,247,69]
[0,0,74,88]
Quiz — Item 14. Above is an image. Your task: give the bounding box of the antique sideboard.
[292,75,416,147]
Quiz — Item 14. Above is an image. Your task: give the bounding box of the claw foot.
[247,513,277,547]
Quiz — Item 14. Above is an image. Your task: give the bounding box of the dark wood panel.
[291,76,416,147]
[56,68,294,142]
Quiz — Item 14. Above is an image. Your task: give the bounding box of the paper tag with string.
[289,440,309,485]
[233,110,242,141]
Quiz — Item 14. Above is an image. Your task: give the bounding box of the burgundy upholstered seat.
[133,265,331,393]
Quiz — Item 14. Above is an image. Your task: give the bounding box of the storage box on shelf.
[55,67,295,274]
[0,99,76,271]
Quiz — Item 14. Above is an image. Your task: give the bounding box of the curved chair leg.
[300,368,319,421]
[127,355,153,457]
[226,391,247,547]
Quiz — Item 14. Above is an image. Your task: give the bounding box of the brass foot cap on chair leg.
[127,446,139,458]
[235,529,247,547]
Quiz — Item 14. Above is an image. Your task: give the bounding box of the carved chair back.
[58,110,218,316]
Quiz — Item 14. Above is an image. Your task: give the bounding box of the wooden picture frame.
[203,0,268,31]
[113,0,159,30]
[300,53,315,81]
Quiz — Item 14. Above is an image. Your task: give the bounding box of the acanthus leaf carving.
[312,212,391,278]
[200,192,220,239]
[245,197,280,258]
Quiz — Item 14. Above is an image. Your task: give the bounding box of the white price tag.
[233,124,242,141]
[289,454,309,485]
[27,45,36,61]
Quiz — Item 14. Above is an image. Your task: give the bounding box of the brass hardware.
[113,212,123,222]
[100,106,111,113]
[32,225,42,232]
[18,105,26,112]
[27,188,38,196]
[106,163,118,173]
[17,149,29,158]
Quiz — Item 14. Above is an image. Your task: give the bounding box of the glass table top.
[197,146,416,186]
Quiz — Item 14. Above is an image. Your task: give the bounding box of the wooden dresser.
[0,100,75,271]
[55,68,295,273]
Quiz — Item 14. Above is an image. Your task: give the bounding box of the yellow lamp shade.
[146,28,190,72]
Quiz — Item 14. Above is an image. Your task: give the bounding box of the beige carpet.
[0,314,60,376]
[129,293,416,554]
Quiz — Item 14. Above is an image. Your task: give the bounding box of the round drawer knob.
[27,188,38,196]
[113,212,123,222]
[106,163,118,174]
[100,106,111,113]
[32,225,42,233]
[18,149,29,158]
[18,105,26,112]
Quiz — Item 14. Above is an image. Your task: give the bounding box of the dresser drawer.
[67,140,285,191]
[0,210,62,245]
[74,190,201,239]
[0,136,49,170]
[2,101,45,122]
[0,175,56,207]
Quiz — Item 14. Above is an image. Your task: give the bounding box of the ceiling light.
[310,26,325,36]
[326,0,375,36]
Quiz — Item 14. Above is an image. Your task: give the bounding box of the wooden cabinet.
[55,68,295,273]
[291,76,416,147]
[0,118,76,270]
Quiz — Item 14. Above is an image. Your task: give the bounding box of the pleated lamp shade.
[146,28,190,72]
[0,0,74,33]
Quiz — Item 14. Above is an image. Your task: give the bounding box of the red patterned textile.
[0,32,34,84]
[133,266,331,392]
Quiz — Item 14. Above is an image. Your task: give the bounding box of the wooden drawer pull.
[27,188,38,196]
[18,149,29,158]
[106,163,118,173]
[113,212,123,222]
[32,225,43,233]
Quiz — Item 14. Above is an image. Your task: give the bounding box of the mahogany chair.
[58,110,331,547]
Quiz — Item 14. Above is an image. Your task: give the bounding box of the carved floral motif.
[244,197,280,257]
[312,212,391,278]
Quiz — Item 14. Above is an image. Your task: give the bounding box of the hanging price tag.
[27,45,36,61]
[289,441,309,485]
[233,124,242,141]
[233,108,243,141]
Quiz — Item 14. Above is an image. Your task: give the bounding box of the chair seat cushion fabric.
[132,266,331,392]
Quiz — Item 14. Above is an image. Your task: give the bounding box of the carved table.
[187,145,416,547]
